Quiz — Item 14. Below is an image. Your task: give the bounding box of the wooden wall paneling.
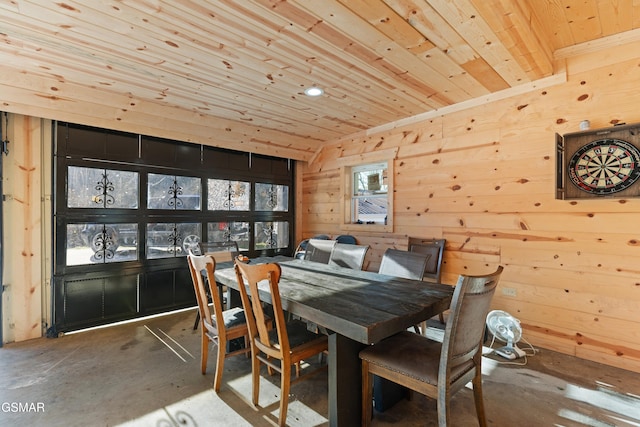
[498,230,640,265]
[574,338,640,373]
[2,115,46,342]
[496,298,640,361]
[494,277,640,325]
[501,245,640,278]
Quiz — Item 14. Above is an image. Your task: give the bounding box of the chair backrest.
[378,249,430,280]
[304,238,337,264]
[294,235,332,259]
[408,238,445,282]
[328,243,369,270]
[234,261,289,359]
[187,254,225,336]
[199,240,239,262]
[442,266,503,372]
[335,234,357,244]
[293,239,309,259]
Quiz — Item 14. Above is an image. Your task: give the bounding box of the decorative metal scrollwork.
[92,225,117,261]
[262,224,276,248]
[223,181,245,209]
[266,184,278,209]
[167,179,184,208]
[167,226,180,254]
[93,171,115,207]
[221,224,231,241]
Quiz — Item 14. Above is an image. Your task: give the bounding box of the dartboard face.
[568,138,640,195]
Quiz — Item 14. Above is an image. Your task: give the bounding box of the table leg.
[328,333,366,427]
[227,287,242,309]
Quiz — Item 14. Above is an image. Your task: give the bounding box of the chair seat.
[360,331,474,386]
[220,306,247,328]
[269,319,327,349]
[360,331,440,385]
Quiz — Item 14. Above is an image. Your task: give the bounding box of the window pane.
[353,165,387,196]
[255,183,289,211]
[67,223,138,265]
[176,176,201,210]
[178,223,201,255]
[207,179,250,211]
[207,222,250,251]
[67,166,138,208]
[353,196,387,224]
[146,223,201,259]
[255,221,289,250]
[148,173,201,210]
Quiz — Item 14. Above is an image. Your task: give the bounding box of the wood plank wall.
[1,115,51,343]
[301,40,640,373]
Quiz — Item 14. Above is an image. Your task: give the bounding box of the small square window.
[341,157,394,232]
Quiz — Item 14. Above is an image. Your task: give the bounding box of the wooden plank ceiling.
[1,0,639,161]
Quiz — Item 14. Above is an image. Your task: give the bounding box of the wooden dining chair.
[187,253,251,392]
[192,240,240,330]
[328,243,369,270]
[378,248,430,280]
[303,238,337,264]
[234,260,329,427]
[360,266,503,426]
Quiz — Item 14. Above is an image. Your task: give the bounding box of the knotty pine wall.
[302,41,640,373]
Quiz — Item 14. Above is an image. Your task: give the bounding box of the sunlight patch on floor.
[114,371,328,427]
[115,389,252,427]
[564,383,640,424]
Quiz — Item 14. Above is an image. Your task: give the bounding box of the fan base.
[494,345,526,360]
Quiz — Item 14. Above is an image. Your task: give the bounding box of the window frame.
[339,149,396,233]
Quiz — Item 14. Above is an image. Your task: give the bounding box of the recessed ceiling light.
[304,87,324,97]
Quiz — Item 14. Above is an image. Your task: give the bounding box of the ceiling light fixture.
[304,86,324,97]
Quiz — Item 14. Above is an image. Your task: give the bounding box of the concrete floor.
[1,309,640,427]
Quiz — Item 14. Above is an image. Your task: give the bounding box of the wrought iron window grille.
[167,179,184,209]
[92,225,117,261]
[223,181,245,209]
[93,171,115,207]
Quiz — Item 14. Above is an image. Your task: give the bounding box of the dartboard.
[568,138,640,195]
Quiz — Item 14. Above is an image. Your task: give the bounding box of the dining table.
[214,256,453,427]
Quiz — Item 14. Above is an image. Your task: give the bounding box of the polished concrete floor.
[1,308,640,427]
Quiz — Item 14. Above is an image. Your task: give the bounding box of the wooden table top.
[214,257,453,344]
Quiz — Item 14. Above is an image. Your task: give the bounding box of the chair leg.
[200,330,209,374]
[361,361,373,427]
[437,392,449,427]
[213,339,225,393]
[266,356,275,376]
[278,363,291,427]
[472,372,487,427]
[193,310,200,330]
[251,352,261,407]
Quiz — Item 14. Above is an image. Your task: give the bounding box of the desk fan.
[486,310,527,360]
